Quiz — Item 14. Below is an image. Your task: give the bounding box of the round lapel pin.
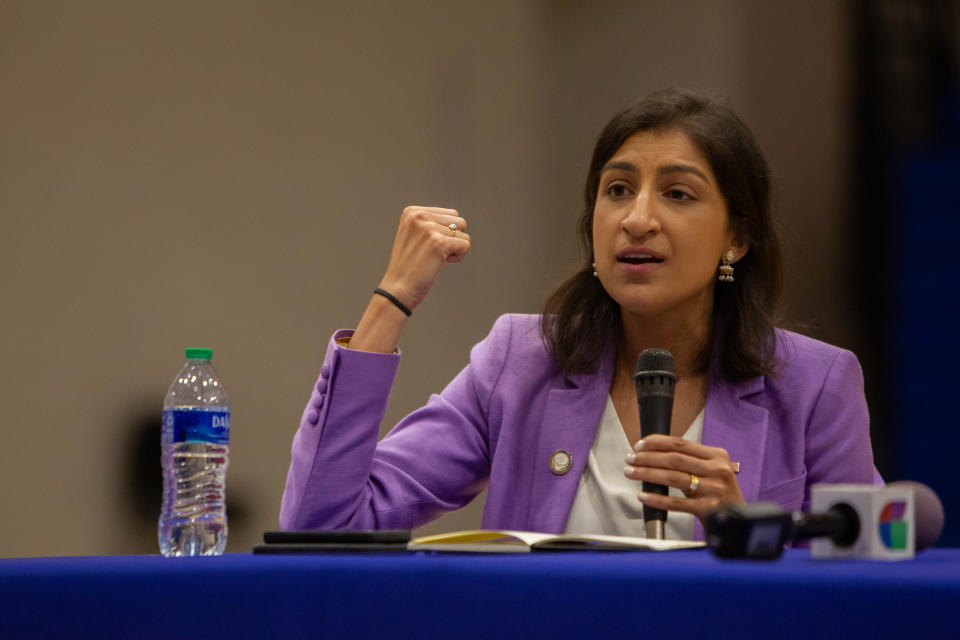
[549,449,572,475]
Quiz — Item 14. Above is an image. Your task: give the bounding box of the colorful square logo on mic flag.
[811,484,914,559]
[879,501,909,550]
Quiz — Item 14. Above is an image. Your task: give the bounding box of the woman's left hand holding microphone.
[624,435,745,523]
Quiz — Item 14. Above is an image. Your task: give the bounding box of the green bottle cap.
[185,348,213,360]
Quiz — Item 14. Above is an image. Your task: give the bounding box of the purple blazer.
[280,314,881,541]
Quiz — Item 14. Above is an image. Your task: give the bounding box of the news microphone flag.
[811,484,915,560]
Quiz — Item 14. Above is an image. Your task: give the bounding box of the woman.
[280,89,881,541]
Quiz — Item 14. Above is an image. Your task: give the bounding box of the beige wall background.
[0,0,854,557]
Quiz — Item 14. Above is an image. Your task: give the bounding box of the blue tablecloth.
[2,548,958,639]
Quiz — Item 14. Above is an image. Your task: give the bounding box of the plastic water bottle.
[159,347,230,557]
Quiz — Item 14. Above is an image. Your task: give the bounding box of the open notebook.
[407,530,705,553]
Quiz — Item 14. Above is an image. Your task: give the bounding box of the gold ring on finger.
[685,472,700,497]
[449,223,457,237]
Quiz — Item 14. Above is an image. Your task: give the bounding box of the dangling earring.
[592,262,598,278]
[718,251,735,282]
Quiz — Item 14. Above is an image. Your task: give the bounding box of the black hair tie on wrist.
[373,288,412,317]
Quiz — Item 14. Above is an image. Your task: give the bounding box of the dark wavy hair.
[541,88,783,383]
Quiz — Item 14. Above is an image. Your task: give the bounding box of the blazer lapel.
[694,374,769,540]
[521,356,770,539]
[524,357,613,533]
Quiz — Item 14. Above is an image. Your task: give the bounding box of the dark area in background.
[852,0,959,545]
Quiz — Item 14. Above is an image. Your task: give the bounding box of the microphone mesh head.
[636,348,675,374]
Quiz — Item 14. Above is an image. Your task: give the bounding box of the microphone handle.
[792,504,860,546]
[790,511,842,540]
[638,391,673,525]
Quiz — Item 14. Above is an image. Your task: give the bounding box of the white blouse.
[564,395,704,540]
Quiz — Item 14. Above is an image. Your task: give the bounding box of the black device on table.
[253,529,411,554]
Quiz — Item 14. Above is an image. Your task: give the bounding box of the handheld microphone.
[704,481,944,560]
[633,348,677,540]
